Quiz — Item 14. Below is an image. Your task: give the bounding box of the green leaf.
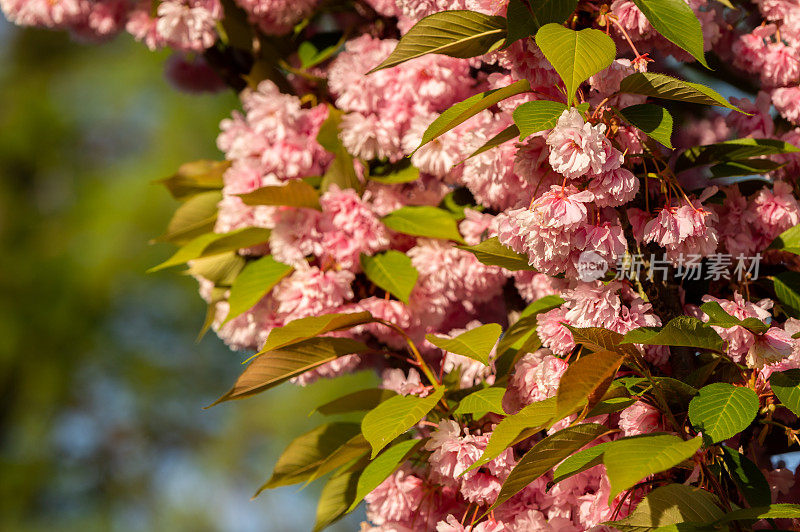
[567,326,641,358]
[617,104,674,149]
[631,0,707,67]
[556,350,625,420]
[713,504,800,525]
[237,179,321,209]
[721,446,771,507]
[297,34,345,69]
[769,369,800,416]
[621,316,725,353]
[361,387,445,457]
[313,388,398,416]
[491,423,609,509]
[603,434,703,503]
[534,24,616,104]
[709,158,784,178]
[496,295,564,356]
[347,439,423,512]
[313,460,363,532]
[618,72,744,112]
[157,159,227,201]
[606,484,725,530]
[381,206,466,243]
[316,107,361,193]
[687,383,759,443]
[774,271,800,318]
[457,237,535,271]
[770,224,800,255]
[186,252,245,286]
[676,138,799,172]
[258,422,361,491]
[156,190,221,244]
[505,0,538,44]
[454,387,506,418]
[552,441,609,483]
[360,250,419,304]
[426,323,502,365]
[367,161,420,184]
[260,312,374,352]
[513,99,568,140]
[223,256,293,324]
[209,337,370,405]
[150,227,272,272]
[464,125,520,159]
[468,397,557,471]
[307,433,371,483]
[369,10,506,72]
[699,301,768,334]
[414,80,530,151]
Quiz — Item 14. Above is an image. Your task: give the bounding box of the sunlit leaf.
[361,387,445,457]
[513,100,568,140]
[556,350,625,420]
[237,179,321,209]
[347,439,423,512]
[223,256,293,324]
[457,237,535,271]
[770,224,800,255]
[632,0,707,67]
[467,397,557,472]
[618,72,744,112]
[699,301,769,334]
[261,312,374,352]
[426,323,502,365]
[157,159,228,201]
[603,434,702,503]
[382,206,466,243]
[535,24,616,104]
[491,423,609,509]
[414,80,530,151]
[713,504,800,525]
[688,383,758,443]
[605,484,725,529]
[454,387,506,418]
[360,250,419,304]
[621,316,725,353]
[676,138,799,172]
[156,190,221,244]
[210,337,370,405]
[150,227,272,271]
[369,10,507,72]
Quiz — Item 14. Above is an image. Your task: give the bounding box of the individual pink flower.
[618,401,662,436]
[587,167,639,208]
[271,266,354,320]
[772,86,800,125]
[530,185,595,230]
[750,181,800,242]
[747,327,794,368]
[727,92,774,138]
[546,108,622,179]
[155,0,220,52]
[380,368,429,396]
[503,349,568,413]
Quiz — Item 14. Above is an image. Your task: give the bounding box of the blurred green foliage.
[0,22,373,531]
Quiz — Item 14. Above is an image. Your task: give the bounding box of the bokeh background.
[0,20,374,531]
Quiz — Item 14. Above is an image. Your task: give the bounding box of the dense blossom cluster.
[7,0,800,529]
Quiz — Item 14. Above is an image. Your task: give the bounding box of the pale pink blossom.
[546,109,621,179]
[618,401,662,436]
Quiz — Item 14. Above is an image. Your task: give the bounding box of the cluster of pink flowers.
[8,0,800,528]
